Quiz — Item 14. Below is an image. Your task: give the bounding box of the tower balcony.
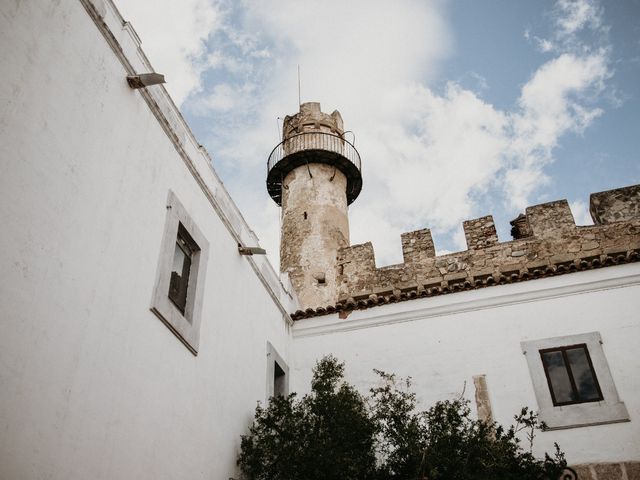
[266,131,362,206]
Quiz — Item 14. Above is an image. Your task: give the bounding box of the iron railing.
[267,131,361,175]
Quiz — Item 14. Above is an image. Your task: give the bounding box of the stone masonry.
[590,184,640,225]
[290,184,640,318]
[279,103,352,309]
[571,462,640,480]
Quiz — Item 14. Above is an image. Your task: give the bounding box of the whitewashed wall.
[2,1,638,477]
[0,2,294,479]
[291,264,640,465]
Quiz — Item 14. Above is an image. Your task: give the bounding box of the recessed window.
[274,361,286,397]
[168,224,199,315]
[540,344,603,406]
[151,191,209,355]
[521,332,629,430]
[266,342,289,399]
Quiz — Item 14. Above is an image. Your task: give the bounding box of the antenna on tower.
[297,65,301,107]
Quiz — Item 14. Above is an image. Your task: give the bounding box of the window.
[266,342,289,398]
[168,224,198,314]
[540,344,603,406]
[521,332,629,430]
[151,191,209,355]
[274,361,286,397]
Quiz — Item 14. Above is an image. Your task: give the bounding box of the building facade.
[1,1,639,479]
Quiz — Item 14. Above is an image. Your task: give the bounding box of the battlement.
[282,102,344,139]
[291,184,640,320]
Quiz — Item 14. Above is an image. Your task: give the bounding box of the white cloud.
[537,38,556,53]
[528,0,607,54]
[504,50,609,207]
[117,0,613,267]
[190,82,257,114]
[555,0,604,37]
[114,0,222,105]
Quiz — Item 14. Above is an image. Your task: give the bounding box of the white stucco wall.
[0,2,293,479]
[2,0,639,477]
[291,264,640,465]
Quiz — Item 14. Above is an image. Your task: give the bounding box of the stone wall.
[591,184,640,225]
[282,102,344,138]
[572,462,640,480]
[279,103,352,309]
[288,184,640,317]
[281,164,350,309]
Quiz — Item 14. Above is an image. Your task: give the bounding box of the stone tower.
[267,102,362,309]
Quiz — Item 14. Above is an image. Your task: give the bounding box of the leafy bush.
[238,356,567,480]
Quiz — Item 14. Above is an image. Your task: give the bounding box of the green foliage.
[238,356,567,480]
[238,356,376,480]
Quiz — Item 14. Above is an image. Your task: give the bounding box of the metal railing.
[267,131,361,175]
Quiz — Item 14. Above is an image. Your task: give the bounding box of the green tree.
[238,356,567,480]
[238,356,376,480]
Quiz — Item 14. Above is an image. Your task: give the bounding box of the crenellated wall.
[290,184,640,318]
[590,184,640,225]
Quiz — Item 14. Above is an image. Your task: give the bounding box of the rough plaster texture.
[0,2,293,479]
[331,190,640,309]
[290,263,640,466]
[281,164,349,309]
[279,103,354,309]
[2,1,639,477]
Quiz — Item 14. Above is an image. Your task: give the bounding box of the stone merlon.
[292,184,640,319]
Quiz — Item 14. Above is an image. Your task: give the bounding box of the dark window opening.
[274,361,286,397]
[303,211,307,220]
[540,344,603,406]
[168,223,199,314]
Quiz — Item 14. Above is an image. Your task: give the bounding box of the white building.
[1,1,638,479]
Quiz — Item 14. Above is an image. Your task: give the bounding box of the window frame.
[266,342,289,399]
[150,191,209,355]
[521,332,629,430]
[539,343,604,406]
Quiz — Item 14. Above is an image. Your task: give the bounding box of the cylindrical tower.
[267,102,362,309]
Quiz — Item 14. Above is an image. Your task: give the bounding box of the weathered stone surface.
[279,103,353,309]
[464,215,498,249]
[330,184,640,307]
[510,213,532,239]
[401,228,435,263]
[570,462,640,480]
[594,463,624,479]
[572,465,594,480]
[526,199,577,238]
[282,101,344,138]
[625,461,640,480]
[472,374,493,425]
[590,184,640,225]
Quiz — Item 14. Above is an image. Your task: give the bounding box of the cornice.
[77,0,295,324]
[292,263,640,338]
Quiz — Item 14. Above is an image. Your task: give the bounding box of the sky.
[116,0,640,267]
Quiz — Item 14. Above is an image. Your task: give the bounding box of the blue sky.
[118,0,640,266]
